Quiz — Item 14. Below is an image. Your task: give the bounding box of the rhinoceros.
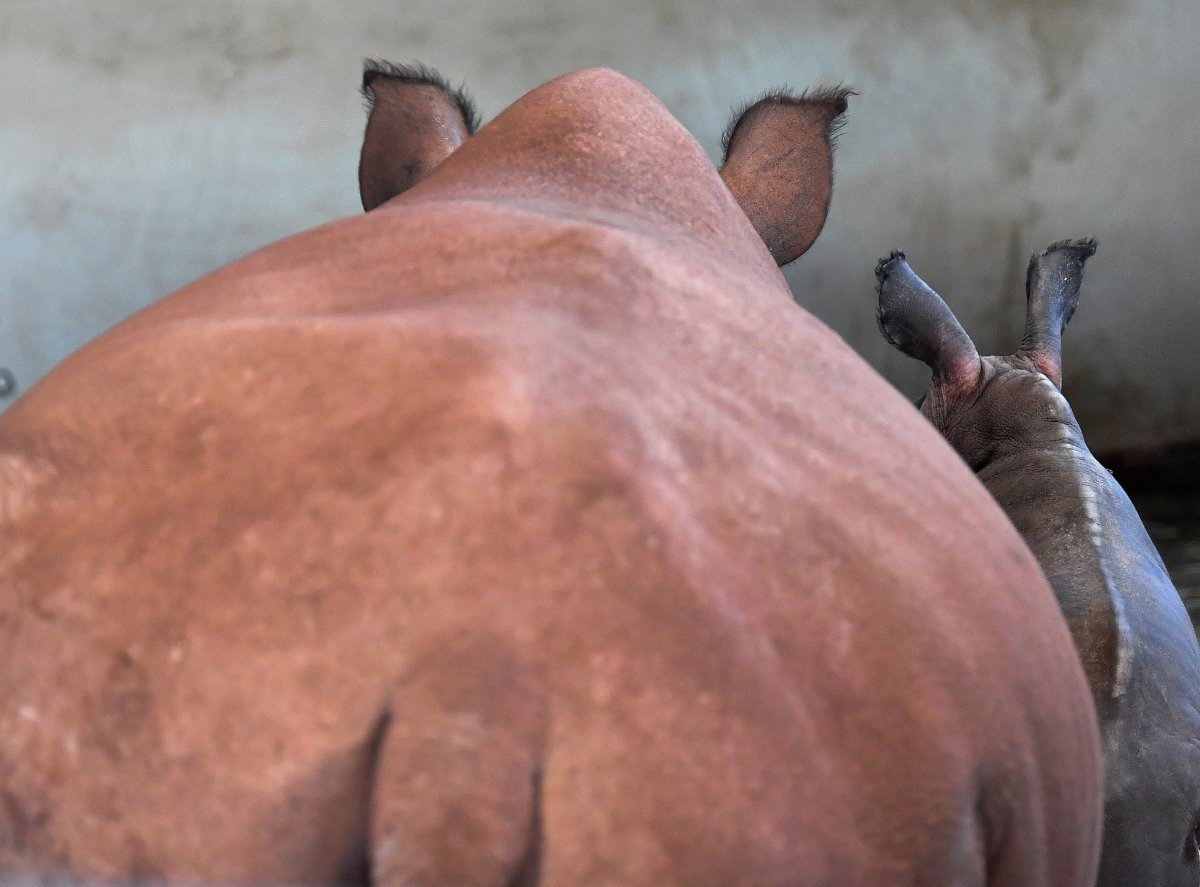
[0,64,1100,885]
[877,240,1200,886]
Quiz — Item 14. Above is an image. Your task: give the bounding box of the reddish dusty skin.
[0,69,1099,885]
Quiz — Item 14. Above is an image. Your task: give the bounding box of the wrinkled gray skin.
[876,239,1200,887]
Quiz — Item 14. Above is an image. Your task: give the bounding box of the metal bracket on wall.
[0,367,16,398]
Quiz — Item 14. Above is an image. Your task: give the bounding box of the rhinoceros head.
[356,60,850,268]
[874,238,1097,463]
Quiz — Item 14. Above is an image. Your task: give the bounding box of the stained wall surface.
[2,0,1197,451]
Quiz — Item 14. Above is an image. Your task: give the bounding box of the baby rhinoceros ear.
[358,60,481,211]
[1019,238,1097,388]
[876,250,981,391]
[720,87,851,266]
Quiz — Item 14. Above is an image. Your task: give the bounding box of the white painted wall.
[2,0,1197,451]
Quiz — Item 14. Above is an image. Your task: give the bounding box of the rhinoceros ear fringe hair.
[720,85,854,165]
[1019,237,1097,388]
[360,59,482,135]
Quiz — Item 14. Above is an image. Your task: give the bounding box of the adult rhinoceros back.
[0,68,1100,886]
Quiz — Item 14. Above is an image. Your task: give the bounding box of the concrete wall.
[2,0,1197,451]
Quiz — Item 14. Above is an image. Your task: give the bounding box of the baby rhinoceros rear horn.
[875,250,981,391]
[1019,238,1097,388]
[358,60,481,211]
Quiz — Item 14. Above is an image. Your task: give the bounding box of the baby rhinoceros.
[877,239,1200,887]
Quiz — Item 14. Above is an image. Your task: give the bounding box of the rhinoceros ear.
[1019,238,1097,388]
[358,60,481,211]
[876,250,981,390]
[719,88,851,266]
